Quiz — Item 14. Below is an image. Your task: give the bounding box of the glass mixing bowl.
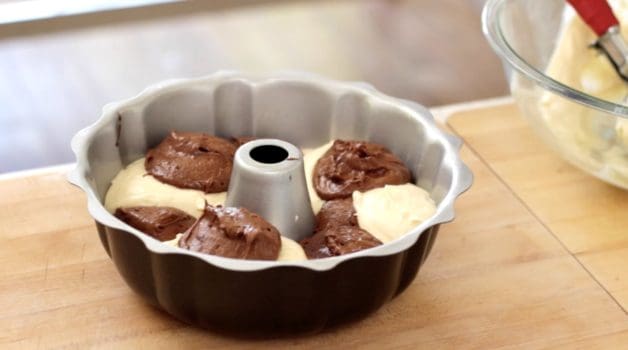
[483,0,628,189]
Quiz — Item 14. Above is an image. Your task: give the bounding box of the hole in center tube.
[249,145,289,164]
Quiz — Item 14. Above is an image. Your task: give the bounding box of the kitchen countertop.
[1,100,627,348]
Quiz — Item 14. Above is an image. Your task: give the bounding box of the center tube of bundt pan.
[225,139,316,242]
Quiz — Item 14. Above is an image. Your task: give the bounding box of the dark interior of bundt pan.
[83,76,456,335]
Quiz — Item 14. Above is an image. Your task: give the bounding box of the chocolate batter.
[312,140,411,200]
[314,198,358,231]
[301,198,382,259]
[178,205,281,260]
[114,206,196,241]
[145,131,236,193]
[300,225,382,259]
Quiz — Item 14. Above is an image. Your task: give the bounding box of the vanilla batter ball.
[105,158,226,218]
[353,184,436,243]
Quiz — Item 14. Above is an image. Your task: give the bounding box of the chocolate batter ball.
[314,198,358,231]
[312,140,411,200]
[145,131,237,193]
[114,206,196,241]
[300,225,382,259]
[178,205,281,260]
[301,199,382,259]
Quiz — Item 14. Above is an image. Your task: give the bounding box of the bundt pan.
[68,71,472,336]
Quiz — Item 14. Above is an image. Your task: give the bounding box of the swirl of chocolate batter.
[178,205,281,260]
[312,140,411,200]
[145,131,237,193]
[114,206,196,241]
[301,199,382,259]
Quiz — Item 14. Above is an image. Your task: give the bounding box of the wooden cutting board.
[1,102,627,349]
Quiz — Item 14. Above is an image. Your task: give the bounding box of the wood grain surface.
[2,103,628,348]
[448,103,628,313]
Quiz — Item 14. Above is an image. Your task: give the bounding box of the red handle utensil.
[567,0,628,82]
[567,0,619,36]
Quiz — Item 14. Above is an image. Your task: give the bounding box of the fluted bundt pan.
[69,71,472,335]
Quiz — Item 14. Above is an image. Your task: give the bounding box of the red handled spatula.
[567,0,628,82]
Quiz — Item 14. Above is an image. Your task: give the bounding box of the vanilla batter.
[353,184,436,243]
[539,0,628,184]
[106,141,437,260]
